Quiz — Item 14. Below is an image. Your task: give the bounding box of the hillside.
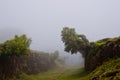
[89,58,120,80]
[61,27,120,73]
[85,36,120,72]
[15,36,120,80]
[8,57,119,80]
[1,33,120,80]
[8,66,89,80]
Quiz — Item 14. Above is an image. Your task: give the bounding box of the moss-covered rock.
[85,36,120,72]
[89,58,120,80]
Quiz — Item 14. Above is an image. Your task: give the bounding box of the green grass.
[9,58,120,80]
[8,58,120,80]
[9,66,89,80]
[57,68,89,80]
[89,58,120,80]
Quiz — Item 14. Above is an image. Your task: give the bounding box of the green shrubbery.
[0,34,61,80]
[61,27,120,73]
[0,34,31,79]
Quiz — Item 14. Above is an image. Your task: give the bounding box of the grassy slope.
[10,66,89,80]
[10,58,120,80]
[89,58,120,80]
[57,68,89,80]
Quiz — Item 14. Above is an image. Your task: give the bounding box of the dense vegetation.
[4,58,120,80]
[0,34,31,79]
[89,58,120,80]
[61,27,120,79]
[61,27,120,71]
[0,27,120,80]
[86,36,120,71]
[0,35,61,80]
[61,27,90,57]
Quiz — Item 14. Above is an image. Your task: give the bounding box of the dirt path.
[53,68,70,80]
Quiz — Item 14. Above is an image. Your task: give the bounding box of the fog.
[0,0,120,65]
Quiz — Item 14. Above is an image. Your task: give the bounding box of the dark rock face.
[85,37,120,72]
[22,53,54,74]
[0,52,56,79]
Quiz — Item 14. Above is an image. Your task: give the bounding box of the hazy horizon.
[0,0,120,64]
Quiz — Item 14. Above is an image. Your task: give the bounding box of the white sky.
[0,0,120,53]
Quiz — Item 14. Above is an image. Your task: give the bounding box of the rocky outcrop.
[85,37,120,72]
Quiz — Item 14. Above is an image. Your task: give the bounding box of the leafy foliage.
[0,34,31,79]
[61,27,90,57]
[0,34,31,56]
[61,27,120,73]
[0,34,62,79]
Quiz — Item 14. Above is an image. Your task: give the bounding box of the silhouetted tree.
[61,27,90,57]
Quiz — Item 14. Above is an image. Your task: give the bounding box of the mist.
[0,0,120,66]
